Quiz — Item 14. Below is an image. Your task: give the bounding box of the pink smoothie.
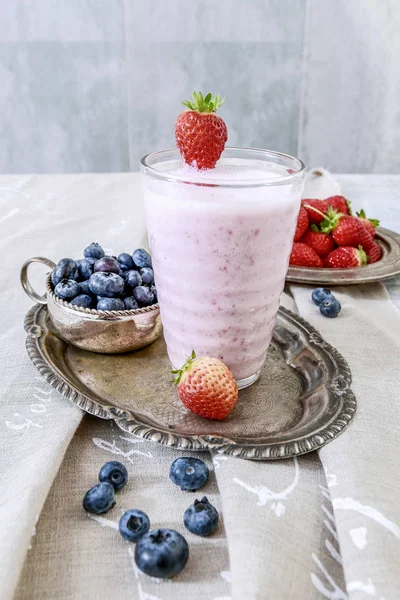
[141,156,303,385]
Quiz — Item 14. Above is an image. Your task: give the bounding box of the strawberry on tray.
[289,195,382,269]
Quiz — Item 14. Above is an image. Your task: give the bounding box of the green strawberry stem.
[171,350,196,385]
[303,204,343,234]
[182,91,225,113]
[346,200,353,215]
[356,209,380,227]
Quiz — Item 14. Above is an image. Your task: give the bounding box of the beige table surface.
[0,173,399,600]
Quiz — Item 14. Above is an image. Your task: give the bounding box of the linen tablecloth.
[0,173,399,600]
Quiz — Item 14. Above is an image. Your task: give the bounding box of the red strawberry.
[367,241,382,264]
[301,199,328,224]
[175,91,228,170]
[302,196,351,225]
[324,246,367,268]
[173,352,238,421]
[331,216,373,249]
[301,228,335,257]
[356,209,379,238]
[290,243,323,268]
[325,195,351,215]
[294,206,309,241]
[315,209,373,250]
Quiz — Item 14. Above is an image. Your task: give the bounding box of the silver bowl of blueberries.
[20,243,162,354]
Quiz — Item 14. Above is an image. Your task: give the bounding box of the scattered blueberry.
[78,280,92,295]
[99,461,128,490]
[320,297,342,318]
[94,256,121,274]
[133,286,155,307]
[83,482,115,515]
[71,294,93,308]
[135,529,189,579]
[311,288,334,306]
[124,296,139,310]
[140,268,154,286]
[84,243,105,260]
[54,279,80,300]
[125,270,142,289]
[133,249,152,269]
[77,257,96,280]
[51,258,79,286]
[89,272,125,298]
[184,497,219,537]
[118,253,135,271]
[119,510,150,542]
[169,457,209,491]
[97,297,125,311]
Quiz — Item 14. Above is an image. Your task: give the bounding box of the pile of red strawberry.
[290,196,381,268]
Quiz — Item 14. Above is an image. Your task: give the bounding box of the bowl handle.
[20,257,56,305]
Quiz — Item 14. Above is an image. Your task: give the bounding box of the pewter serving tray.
[287,227,400,285]
[25,304,356,460]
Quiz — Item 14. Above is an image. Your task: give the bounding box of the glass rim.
[140,147,306,188]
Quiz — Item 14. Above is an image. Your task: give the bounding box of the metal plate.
[24,304,356,460]
[287,227,400,285]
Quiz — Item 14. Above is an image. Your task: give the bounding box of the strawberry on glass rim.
[175,91,228,170]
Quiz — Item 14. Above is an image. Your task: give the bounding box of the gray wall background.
[1,0,399,174]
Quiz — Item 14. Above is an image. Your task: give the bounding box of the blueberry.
[124,296,139,310]
[140,268,154,286]
[118,253,135,271]
[133,286,155,307]
[125,270,142,289]
[135,529,189,579]
[311,287,333,306]
[78,280,92,295]
[71,294,93,308]
[94,256,120,274]
[84,243,105,260]
[169,457,209,491]
[151,285,157,302]
[83,482,115,515]
[119,509,150,542]
[97,297,125,311]
[117,280,130,298]
[184,497,219,537]
[77,257,96,280]
[54,279,79,300]
[89,272,125,297]
[320,297,341,318]
[98,460,128,490]
[51,258,79,286]
[132,249,152,269]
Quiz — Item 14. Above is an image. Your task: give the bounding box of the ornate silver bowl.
[20,257,162,354]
